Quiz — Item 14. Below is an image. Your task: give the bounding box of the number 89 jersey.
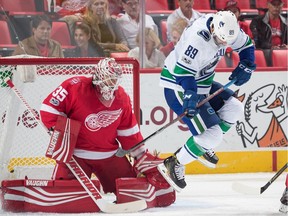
[160,13,253,95]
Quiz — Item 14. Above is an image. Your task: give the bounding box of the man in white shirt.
[117,0,158,49]
[166,0,203,42]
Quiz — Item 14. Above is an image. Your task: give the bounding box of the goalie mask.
[210,11,240,46]
[92,58,122,100]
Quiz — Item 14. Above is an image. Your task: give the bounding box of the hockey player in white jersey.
[158,11,256,191]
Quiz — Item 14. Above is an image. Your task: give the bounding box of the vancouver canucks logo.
[85,109,122,131]
[219,21,225,27]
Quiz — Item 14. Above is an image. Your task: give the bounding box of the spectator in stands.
[128,28,166,68]
[117,0,159,49]
[62,0,129,53]
[166,0,202,42]
[224,0,253,39]
[68,22,105,57]
[250,0,287,49]
[160,18,188,57]
[12,15,64,57]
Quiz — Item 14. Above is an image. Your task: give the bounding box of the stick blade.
[232,182,261,195]
[96,199,147,213]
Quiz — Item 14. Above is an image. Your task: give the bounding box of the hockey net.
[0,55,140,180]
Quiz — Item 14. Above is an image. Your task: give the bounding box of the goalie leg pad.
[116,177,175,208]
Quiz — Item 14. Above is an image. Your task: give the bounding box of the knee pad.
[194,125,223,149]
[217,96,244,124]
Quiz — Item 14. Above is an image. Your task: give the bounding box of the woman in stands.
[128,28,166,68]
[68,22,105,57]
[62,0,129,54]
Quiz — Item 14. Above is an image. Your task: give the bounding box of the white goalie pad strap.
[116,177,157,209]
[116,177,176,208]
[46,116,81,163]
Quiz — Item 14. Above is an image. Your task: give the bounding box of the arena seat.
[0,20,13,44]
[255,0,267,8]
[271,49,288,67]
[216,56,228,68]
[174,0,211,10]
[254,49,267,67]
[1,0,37,12]
[231,50,268,68]
[0,20,17,56]
[145,0,169,11]
[214,0,251,10]
[160,19,168,45]
[51,21,73,48]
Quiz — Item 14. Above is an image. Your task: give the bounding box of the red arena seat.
[231,50,268,68]
[1,0,37,12]
[216,56,228,68]
[215,0,251,10]
[145,0,169,11]
[272,49,288,67]
[51,21,73,48]
[254,49,267,67]
[0,20,13,44]
[160,19,168,45]
[174,0,211,10]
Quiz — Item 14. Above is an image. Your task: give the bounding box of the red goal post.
[0,56,140,180]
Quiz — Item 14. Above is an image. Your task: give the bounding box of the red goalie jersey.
[40,76,143,160]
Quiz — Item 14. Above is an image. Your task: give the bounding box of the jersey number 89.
[184,45,199,59]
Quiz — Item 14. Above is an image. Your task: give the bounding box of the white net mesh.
[0,55,139,180]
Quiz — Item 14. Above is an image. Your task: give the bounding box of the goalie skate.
[157,156,186,192]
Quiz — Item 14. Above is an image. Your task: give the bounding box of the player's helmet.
[92,58,122,100]
[210,11,240,45]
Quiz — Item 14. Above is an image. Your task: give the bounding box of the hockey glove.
[182,90,198,118]
[229,60,256,86]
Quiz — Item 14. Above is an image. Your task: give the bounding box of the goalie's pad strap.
[46,115,81,163]
[116,177,175,208]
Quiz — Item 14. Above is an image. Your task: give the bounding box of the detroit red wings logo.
[85,109,122,131]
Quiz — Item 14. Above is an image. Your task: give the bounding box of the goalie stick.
[232,162,288,195]
[4,77,147,213]
[115,79,236,168]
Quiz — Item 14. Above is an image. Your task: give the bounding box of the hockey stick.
[115,79,236,158]
[232,162,288,195]
[4,77,147,213]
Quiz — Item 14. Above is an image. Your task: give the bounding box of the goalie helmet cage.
[0,56,140,181]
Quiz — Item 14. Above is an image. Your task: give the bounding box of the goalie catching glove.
[131,146,170,189]
[229,60,256,86]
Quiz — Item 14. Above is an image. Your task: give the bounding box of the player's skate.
[203,149,219,164]
[198,149,219,168]
[279,188,288,214]
[157,155,186,192]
